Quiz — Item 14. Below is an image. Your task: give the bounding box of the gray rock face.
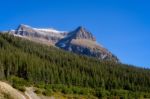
[56,26,119,62]
[69,26,96,40]
[12,24,67,44]
[8,24,119,62]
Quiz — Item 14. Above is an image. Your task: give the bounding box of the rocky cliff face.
[8,24,119,62]
[10,24,67,44]
[56,26,119,62]
[68,26,96,40]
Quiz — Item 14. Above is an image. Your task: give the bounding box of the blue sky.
[0,0,150,67]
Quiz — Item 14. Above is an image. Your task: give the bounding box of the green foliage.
[61,87,73,94]
[95,88,109,98]
[71,87,82,94]
[9,76,28,86]
[34,82,45,89]
[0,33,150,98]
[110,89,128,99]
[8,76,27,92]
[44,85,53,96]
[0,61,4,80]
[51,84,65,92]
[42,90,53,96]
[78,88,92,95]
[34,88,43,94]
[16,86,26,92]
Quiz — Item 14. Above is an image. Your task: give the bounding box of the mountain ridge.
[8,24,119,62]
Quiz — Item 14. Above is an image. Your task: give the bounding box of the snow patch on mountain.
[33,28,66,34]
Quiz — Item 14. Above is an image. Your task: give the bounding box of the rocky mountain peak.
[56,26,119,62]
[17,24,31,30]
[71,26,96,41]
[18,24,30,27]
[15,24,35,35]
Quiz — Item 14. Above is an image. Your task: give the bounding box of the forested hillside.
[0,33,150,98]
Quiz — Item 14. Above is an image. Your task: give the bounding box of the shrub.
[42,89,53,96]
[110,89,129,99]
[62,87,73,94]
[12,84,26,92]
[45,84,52,90]
[34,88,42,94]
[79,88,92,95]
[9,76,28,86]
[34,82,45,89]
[9,76,27,92]
[51,84,65,92]
[71,87,81,94]
[95,88,109,98]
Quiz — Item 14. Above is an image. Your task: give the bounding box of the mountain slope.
[0,33,149,89]
[56,26,118,62]
[0,33,150,98]
[9,24,67,45]
[8,24,119,62]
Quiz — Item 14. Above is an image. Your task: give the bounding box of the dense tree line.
[0,33,150,98]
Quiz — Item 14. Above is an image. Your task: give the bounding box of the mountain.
[56,26,118,62]
[8,24,119,62]
[9,24,67,45]
[0,33,150,99]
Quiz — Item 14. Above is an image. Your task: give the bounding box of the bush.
[45,84,52,90]
[9,76,27,92]
[13,84,26,92]
[95,88,109,98]
[42,89,53,96]
[62,87,73,94]
[110,89,128,99]
[79,88,92,95]
[34,82,45,89]
[71,87,81,94]
[9,76,28,86]
[18,86,26,92]
[34,88,42,94]
[143,93,150,98]
[51,84,65,92]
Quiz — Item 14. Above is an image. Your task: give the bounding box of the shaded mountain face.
[8,24,119,62]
